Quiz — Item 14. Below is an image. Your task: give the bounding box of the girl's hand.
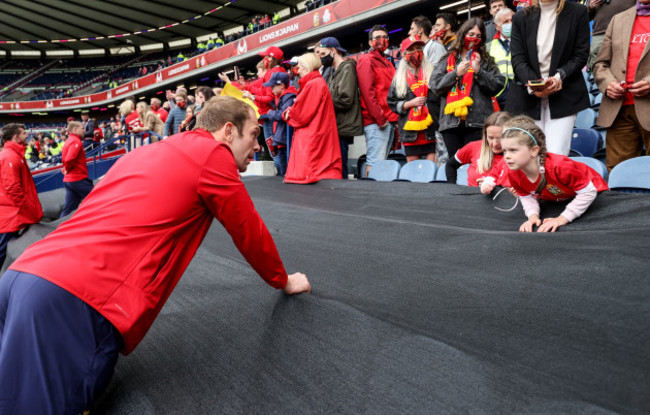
[480,181,495,195]
[456,60,471,77]
[404,96,427,110]
[537,215,569,232]
[507,187,519,197]
[519,215,541,232]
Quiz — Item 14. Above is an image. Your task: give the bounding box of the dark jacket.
[430,54,504,131]
[327,59,364,138]
[505,2,590,120]
[260,87,297,146]
[82,119,95,140]
[387,68,438,142]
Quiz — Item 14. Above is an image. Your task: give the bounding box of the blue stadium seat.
[570,157,608,180]
[434,163,469,185]
[575,108,597,129]
[398,160,437,183]
[571,129,601,157]
[592,93,603,108]
[367,159,401,182]
[608,156,650,193]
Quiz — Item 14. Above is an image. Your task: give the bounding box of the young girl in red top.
[445,111,512,185]
[481,115,608,232]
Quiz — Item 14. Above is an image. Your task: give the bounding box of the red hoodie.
[249,66,287,116]
[11,129,288,354]
[357,49,398,127]
[0,141,43,233]
[61,133,88,183]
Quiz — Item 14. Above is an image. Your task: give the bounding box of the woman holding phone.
[505,0,591,156]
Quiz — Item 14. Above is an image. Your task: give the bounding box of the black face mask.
[320,53,334,68]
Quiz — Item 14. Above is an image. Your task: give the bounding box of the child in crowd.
[446,111,511,185]
[259,72,297,177]
[480,115,608,232]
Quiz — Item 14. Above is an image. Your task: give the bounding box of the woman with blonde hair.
[119,99,143,133]
[282,52,342,183]
[387,36,437,163]
[132,101,164,141]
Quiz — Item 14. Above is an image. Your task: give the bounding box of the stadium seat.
[435,162,447,181]
[575,108,597,129]
[608,156,650,193]
[397,160,437,183]
[592,93,603,108]
[571,129,601,157]
[367,159,401,182]
[570,157,608,180]
[434,163,469,185]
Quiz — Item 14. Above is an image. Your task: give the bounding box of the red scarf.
[444,52,475,119]
[404,67,433,131]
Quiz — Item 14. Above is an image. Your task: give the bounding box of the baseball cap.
[400,35,425,53]
[288,56,300,66]
[318,37,346,53]
[513,0,531,6]
[258,46,284,60]
[263,72,290,87]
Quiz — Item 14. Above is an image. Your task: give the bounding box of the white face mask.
[501,23,512,38]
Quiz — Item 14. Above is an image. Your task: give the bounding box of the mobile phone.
[234,66,240,80]
[528,79,546,87]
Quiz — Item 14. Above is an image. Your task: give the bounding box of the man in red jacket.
[357,25,399,177]
[0,124,43,269]
[0,96,311,414]
[60,121,94,217]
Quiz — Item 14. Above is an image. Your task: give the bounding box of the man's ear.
[224,122,234,143]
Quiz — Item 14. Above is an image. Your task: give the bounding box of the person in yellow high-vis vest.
[486,7,515,109]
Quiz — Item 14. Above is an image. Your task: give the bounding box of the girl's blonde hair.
[478,111,511,174]
[392,45,434,98]
[501,115,548,167]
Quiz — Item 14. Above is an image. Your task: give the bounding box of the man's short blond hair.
[297,53,322,73]
[67,121,82,133]
[150,97,162,106]
[195,96,255,134]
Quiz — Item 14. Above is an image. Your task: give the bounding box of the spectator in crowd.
[487,7,515,109]
[409,15,446,68]
[179,105,195,133]
[164,91,188,137]
[177,52,186,62]
[288,56,301,89]
[132,102,165,140]
[151,97,169,123]
[506,0,590,156]
[244,46,287,151]
[103,122,115,143]
[593,0,650,171]
[358,25,399,177]
[197,40,206,53]
[514,0,532,11]
[388,36,438,163]
[314,42,334,84]
[481,116,608,232]
[432,12,458,51]
[283,53,342,183]
[0,124,42,269]
[260,72,297,177]
[431,17,505,161]
[587,0,636,71]
[445,111,512,185]
[485,0,506,41]
[184,86,216,132]
[120,100,143,134]
[273,11,281,25]
[165,89,177,111]
[317,37,364,178]
[215,36,225,48]
[206,38,215,50]
[60,122,94,218]
[25,138,39,165]
[0,96,311,414]
[46,137,62,159]
[80,113,95,149]
[92,118,103,148]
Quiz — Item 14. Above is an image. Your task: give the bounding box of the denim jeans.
[273,147,288,177]
[364,123,394,169]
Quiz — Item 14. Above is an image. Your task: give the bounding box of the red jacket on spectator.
[153,107,169,123]
[125,110,143,132]
[284,70,342,184]
[357,49,398,127]
[10,129,288,354]
[93,127,103,143]
[0,141,43,233]
[61,134,89,183]
[250,66,287,116]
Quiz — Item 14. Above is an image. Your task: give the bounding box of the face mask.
[501,23,512,38]
[176,101,186,109]
[320,53,334,68]
[291,67,299,76]
[371,37,389,53]
[405,50,423,67]
[464,36,482,51]
[434,30,447,40]
[151,103,160,111]
[263,56,273,69]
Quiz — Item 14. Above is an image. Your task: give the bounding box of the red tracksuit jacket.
[61,134,88,183]
[0,141,43,233]
[11,129,288,354]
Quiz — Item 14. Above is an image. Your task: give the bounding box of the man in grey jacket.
[316,37,364,179]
